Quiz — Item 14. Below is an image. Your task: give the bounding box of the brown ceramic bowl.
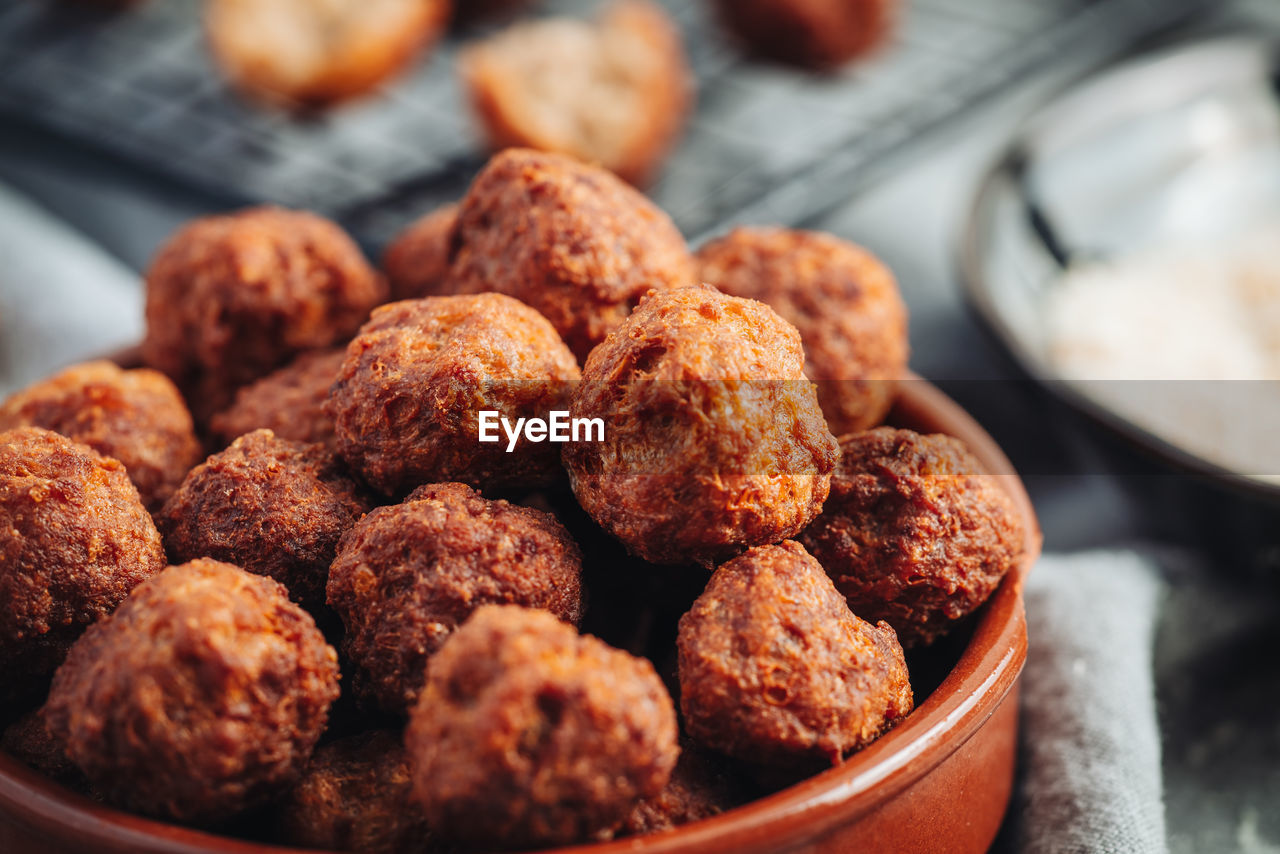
[0,373,1040,854]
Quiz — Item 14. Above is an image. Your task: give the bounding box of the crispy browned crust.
[696,227,908,435]
[616,742,749,837]
[141,207,385,423]
[327,482,584,714]
[460,1,692,186]
[381,203,459,302]
[677,541,913,767]
[0,361,202,511]
[0,427,165,702]
[799,427,1025,647]
[275,730,432,853]
[448,148,696,361]
[209,348,346,450]
[326,293,581,496]
[713,0,898,69]
[157,429,369,613]
[563,284,839,566]
[43,559,340,825]
[405,605,679,848]
[206,0,451,108]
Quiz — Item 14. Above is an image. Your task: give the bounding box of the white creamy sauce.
[1045,223,1280,481]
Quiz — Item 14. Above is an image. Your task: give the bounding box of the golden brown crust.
[43,559,340,825]
[713,0,898,69]
[677,541,913,767]
[0,362,202,511]
[448,148,696,361]
[141,207,386,423]
[206,0,451,108]
[209,348,346,450]
[381,203,459,303]
[696,227,908,435]
[563,284,839,566]
[0,427,165,702]
[327,294,581,496]
[405,605,679,848]
[275,730,432,853]
[157,429,369,614]
[327,482,584,714]
[460,1,692,185]
[798,428,1025,647]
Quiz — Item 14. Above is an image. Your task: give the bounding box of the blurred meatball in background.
[713,0,899,69]
[461,1,692,186]
[206,0,452,108]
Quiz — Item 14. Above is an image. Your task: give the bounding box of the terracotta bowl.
[0,373,1041,854]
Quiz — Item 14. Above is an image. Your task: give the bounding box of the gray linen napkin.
[1008,550,1169,854]
[0,183,143,398]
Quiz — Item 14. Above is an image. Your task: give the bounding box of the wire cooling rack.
[0,0,1212,245]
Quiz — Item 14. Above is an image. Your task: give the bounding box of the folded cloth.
[0,183,143,399]
[1006,551,1169,854]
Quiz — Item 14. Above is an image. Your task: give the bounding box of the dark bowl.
[0,374,1041,854]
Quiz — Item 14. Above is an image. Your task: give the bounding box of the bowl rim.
[958,33,1280,505]
[0,373,1042,854]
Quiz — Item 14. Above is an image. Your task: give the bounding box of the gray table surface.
[2,5,1278,851]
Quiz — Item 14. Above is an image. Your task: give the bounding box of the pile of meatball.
[0,148,1024,853]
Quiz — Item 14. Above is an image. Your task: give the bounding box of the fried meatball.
[406,605,679,848]
[327,294,580,496]
[713,0,898,69]
[460,1,691,186]
[206,0,451,108]
[0,427,165,704]
[157,429,368,613]
[1,709,86,791]
[210,348,345,450]
[141,207,386,422]
[617,743,749,837]
[275,730,432,853]
[696,227,908,435]
[448,148,696,361]
[678,541,912,768]
[327,482,584,714]
[798,427,1025,647]
[43,559,340,825]
[381,203,458,302]
[563,284,839,566]
[0,361,202,511]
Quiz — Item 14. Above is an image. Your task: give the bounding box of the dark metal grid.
[0,0,1212,245]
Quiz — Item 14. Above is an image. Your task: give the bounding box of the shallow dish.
[962,35,1280,498]
[0,374,1040,854]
